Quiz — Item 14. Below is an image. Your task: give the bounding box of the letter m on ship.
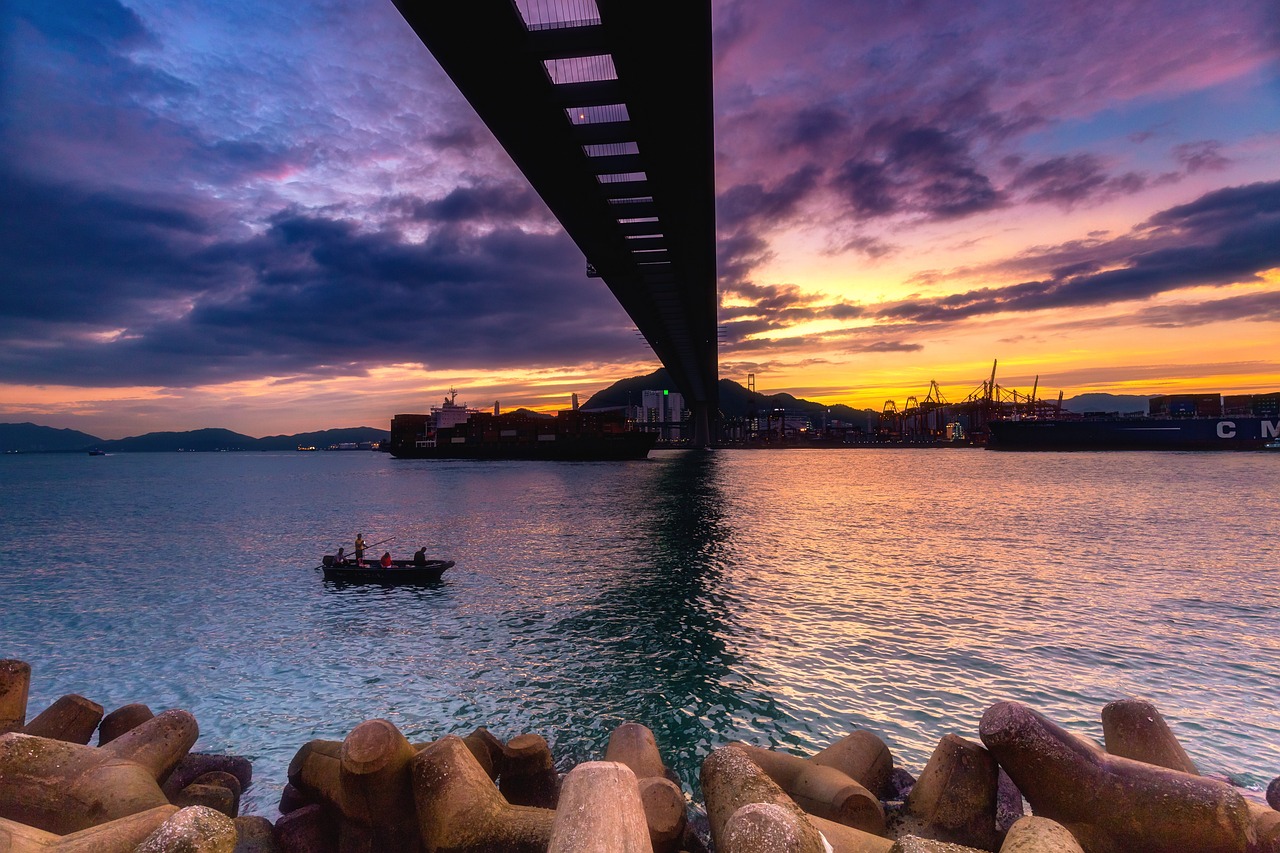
[1264,421,1280,439]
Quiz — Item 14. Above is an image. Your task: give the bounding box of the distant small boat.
[297,445,318,452]
[87,449,107,456]
[320,555,454,583]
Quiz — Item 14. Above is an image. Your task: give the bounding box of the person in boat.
[354,534,366,567]
[380,551,393,569]
[413,547,427,566]
[335,547,347,566]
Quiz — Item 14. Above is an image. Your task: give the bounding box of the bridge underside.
[393,0,718,444]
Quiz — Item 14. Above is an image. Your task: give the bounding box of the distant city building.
[640,389,686,440]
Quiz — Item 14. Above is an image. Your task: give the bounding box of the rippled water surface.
[2,449,1277,813]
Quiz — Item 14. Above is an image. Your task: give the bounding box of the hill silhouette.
[0,423,389,453]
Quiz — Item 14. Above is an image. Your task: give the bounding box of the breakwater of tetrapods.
[2,658,1278,852]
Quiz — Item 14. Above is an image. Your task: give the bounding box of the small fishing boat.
[87,449,107,456]
[320,555,454,583]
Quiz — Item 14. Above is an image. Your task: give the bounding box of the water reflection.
[548,450,752,783]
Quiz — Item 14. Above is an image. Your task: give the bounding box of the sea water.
[1,448,1277,814]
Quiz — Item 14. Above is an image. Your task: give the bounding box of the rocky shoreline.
[1,658,1277,852]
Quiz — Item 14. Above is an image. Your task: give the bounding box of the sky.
[1,0,1278,438]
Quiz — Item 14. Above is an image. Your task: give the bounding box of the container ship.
[389,391,657,461]
[988,391,1280,451]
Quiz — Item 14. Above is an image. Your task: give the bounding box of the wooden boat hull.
[321,558,454,584]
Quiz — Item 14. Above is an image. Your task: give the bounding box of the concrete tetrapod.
[900,734,1000,850]
[97,703,154,746]
[497,732,561,809]
[604,723,687,852]
[0,660,31,734]
[0,806,177,853]
[998,816,1085,853]
[728,742,885,834]
[21,695,104,745]
[1099,698,1197,774]
[978,701,1255,853]
[702,745,892,853]
[0,708,198,834]
[411,734,555,853]
[1250,803,1280,853]
[284,719,419,851]
[134,805,237,853]
[548,761,653,853]
[811,731,896,800]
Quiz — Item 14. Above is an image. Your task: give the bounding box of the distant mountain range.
[0,423,389,454]
[0,384,1159,454]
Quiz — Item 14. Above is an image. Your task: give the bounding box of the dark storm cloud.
[0,171,225,328]
[832,122,1003,221]
[412,183,544,223]
[10,0,153,55]
[0,172,633,386]
[1008,154,1147,208]
[717,166,821,229]
[1172,141,1230,175]
[878,180,1280,324]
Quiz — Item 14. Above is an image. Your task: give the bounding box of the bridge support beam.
[691,403,714,449]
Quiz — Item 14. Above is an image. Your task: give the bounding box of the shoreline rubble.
[1,658,1276,852]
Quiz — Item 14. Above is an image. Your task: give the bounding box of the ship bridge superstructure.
[392,0,718,444]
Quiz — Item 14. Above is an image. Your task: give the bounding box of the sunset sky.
[2,0,1278,438]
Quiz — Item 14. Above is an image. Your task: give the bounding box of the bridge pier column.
[691,403,714,449]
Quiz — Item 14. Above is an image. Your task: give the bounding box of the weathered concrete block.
[410,734,554,852]
[979,701,1254,853]
[191,771,242,817]
[888,837,988,853]
[1251,802,1280,853]
[998,816,1085,853]
[548,761,653,853]
[284,720,420,851]
[22,694,103,745]
[995,769,1023,834]
[808,815,895,853]
[174,783,235,817]
[273,804,336,853]
[135,805,237,853]
[233,815,280,853]
[729,742,885,834]
[638,776,687,853]
[0,660,31,734]
[499,732,560,809]
[1100,698,1197,774]
[813,730,896,800]
[902,734,1000,850]
[606,722,669,781]
[702,746,828,852]
[339,719,417,825]
[278,783,314,815]
[603,723,687,852]
[0,805,176,852]
[165,753,254,798]
[0,709,198,834]
[98,703,154,746]
[722,802,826,853]
[460,726,504,780]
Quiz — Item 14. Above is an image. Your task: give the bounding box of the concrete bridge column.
[691,403,714,449]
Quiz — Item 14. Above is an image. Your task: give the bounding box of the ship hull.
[390,432,657,461]
[988,417,1280,451]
